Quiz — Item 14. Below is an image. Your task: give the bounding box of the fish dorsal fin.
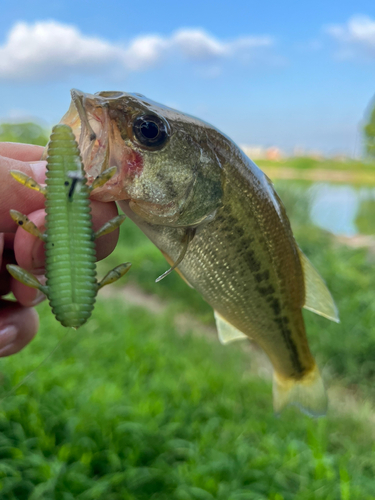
[298,248,340,323]
[214,311,248,344]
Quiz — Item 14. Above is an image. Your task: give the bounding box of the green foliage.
[1,173,375,497]
[0,299,374,499]
[257,157,375,171]
[355,198,375,235]
[273,181,375,396]
[285,157,319,170]
[363,99,375,158]
[0,122,49,146]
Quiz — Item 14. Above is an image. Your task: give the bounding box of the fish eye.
[132,114,170,149]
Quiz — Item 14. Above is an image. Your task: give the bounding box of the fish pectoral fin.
[214,311,248,344]
[159,250,194,288]
[155,228,195,283]
[273,365,327,417]
[298,248,340,323]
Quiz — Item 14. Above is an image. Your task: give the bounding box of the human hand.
[0,142,122,356]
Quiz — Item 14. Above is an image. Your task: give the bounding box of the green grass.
[256,157,375,172]
[103,209,375,401]
[2,122,375,497]
[0,123,49,147]
[0,297,374,499]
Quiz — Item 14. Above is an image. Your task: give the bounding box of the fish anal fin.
[160,250,194,288]
[298,248,339,323]
[273,365,327,417]
[214,310,248,345]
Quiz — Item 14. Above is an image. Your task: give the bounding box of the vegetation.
[256,156,375,172]
[1,190,374,498]
[0,269,374,499]
[1,123,374,497]
[0,122,49,147]
[104,202,375,400]
[364,98,375,158]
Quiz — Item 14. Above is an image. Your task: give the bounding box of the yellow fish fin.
[298,248,340,323]
[214,311,248,344]
[273,365,327,417]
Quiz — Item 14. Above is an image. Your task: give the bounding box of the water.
[274,181,375,237]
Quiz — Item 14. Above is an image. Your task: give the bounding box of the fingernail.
[0,325,18,350]
[29,161,47,184]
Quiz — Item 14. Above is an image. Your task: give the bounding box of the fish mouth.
[60,88,111,179]
[58,89,145,202]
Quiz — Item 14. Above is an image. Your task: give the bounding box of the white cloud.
[326,15,375,59]
[173,29,228,59]
[0,21,123,79]
[169,29,273,60]
[0,20,275,81]
[124,35,169,70]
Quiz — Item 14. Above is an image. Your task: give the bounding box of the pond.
[274,180,375,237]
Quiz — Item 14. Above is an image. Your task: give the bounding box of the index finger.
[0,143,45,162]
[0,156,46,233]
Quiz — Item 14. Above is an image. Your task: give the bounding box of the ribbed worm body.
[7,123,130,329]
[45,125,97,327]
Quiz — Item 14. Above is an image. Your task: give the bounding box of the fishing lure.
[7,124,131,328]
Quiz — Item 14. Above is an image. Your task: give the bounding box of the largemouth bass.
[57,89,339,415]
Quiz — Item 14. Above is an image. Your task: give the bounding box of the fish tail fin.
[272,365,327,417]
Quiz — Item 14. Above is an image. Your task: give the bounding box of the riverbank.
[254,156,375,184]
[261,165,375,184]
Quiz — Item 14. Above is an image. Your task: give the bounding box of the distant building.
[240,145,286,161]
[241,144,355,161]
[265,147,285,161]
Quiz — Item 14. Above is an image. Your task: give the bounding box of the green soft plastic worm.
[7,124,131,328]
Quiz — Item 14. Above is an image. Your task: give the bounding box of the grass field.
[256,157,375,172]
[1,125,374,498]
[1,201,375,498]
[256,158,375,185]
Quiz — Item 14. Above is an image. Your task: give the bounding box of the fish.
[57,89,339,415]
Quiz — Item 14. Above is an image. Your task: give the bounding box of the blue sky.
[0,0,374,155]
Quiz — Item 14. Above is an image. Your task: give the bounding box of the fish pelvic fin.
[298,247,340,323]
[273,365,327,417]
[214,310,248,344]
